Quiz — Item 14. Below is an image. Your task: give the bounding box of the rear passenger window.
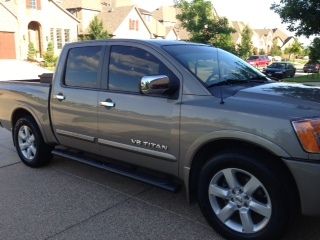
[65,46,103,88]
[108,46,176,93]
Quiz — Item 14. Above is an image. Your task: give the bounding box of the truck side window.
[108,46,176,93]
[64,46,103,89]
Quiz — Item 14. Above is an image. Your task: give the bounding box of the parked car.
[263,62,296,79]
[247,55,270,68]
[1,40,320,240]
[303,60,320,73]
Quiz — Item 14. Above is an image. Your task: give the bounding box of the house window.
[129,19,134,30]
[56,28,62,49]
[31,0,36,8]
[50,28,54,46]
[64,29,70,43]
[129,19,139,31]
[26,0,40,9]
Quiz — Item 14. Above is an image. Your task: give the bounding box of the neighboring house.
[99,5,152,39]
[139,8,166,39]
[62,0,101,37]
[230,21,294,55]
[152,6,190,40]
[0,0,79,60]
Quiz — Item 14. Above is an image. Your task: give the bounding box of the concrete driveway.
[0,60,51,81]
[0,127,320,239]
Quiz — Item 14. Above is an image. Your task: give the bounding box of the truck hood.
[238,82,320,104]
[232,82,320,116]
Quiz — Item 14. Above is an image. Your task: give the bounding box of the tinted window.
[65,46,103,88]
[108,46,176,93]
[269,63,286,69]
[248,56,258,60]
[164,45,265,86]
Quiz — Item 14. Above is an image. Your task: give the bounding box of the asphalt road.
[0,127,320,240]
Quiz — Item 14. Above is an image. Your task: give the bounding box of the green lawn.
[283,73,320,83]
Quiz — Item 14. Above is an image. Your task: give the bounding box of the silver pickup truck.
[1,40,320,240]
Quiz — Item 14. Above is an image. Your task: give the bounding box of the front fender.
[184,130,291,169]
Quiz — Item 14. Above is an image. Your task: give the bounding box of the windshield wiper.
[207,76,269,88]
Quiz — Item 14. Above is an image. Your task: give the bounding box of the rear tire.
[13,116,53,168]
[197,150,295,240]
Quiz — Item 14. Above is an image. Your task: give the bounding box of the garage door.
[0,32,16,59]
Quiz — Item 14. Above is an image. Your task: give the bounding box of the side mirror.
[140,75,176,97]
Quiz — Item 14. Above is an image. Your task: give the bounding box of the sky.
[132,0,313,45]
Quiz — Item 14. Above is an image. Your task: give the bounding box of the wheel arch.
[185,136,300,212]
[11,107,48,144]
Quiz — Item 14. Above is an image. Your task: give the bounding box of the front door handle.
[55,93,65,101]
[100,99,115,108]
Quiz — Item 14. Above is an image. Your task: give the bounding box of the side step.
[52,149,180,192]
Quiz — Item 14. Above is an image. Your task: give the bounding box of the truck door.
[97,44,181,176]
[51,45,104,155]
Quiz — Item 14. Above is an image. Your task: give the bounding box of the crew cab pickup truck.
[0,40,320,240]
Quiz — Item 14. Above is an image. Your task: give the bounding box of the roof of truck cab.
[65,39,209,48]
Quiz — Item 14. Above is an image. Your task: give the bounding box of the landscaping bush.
[43,42,58,67]
[27,42,36,61]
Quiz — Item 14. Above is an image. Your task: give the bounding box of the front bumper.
[284,158,320,216]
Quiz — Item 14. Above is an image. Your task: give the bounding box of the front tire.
[197,151,294,240]
[13,116,53,168]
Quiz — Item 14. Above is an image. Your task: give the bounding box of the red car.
[247,55,271,68]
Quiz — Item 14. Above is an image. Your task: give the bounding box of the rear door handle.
[100,99,115,108]
[55,93,65,101]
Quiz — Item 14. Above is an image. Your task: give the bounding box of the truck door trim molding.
[97,138,177,162]
[56,129,95,143]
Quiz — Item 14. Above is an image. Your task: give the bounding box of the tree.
[270,39,282,56]
[211,33,236,54]
[271,0,320,37]
[309,37,320,61]
[27,42,36,61]
[284,39,303,60]
[175,0,235,50]
[43,42,57,67]
[259,49,266,55]
[236,25,253,59]
[85,16,110,40]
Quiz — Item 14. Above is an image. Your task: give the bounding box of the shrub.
[27,42,36,61]
[43,42,58,67]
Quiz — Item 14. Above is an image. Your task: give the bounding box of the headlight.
[292,118,320,153]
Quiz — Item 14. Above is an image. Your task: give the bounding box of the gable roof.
[0,1,17,18]
[272,28,289,42]
[255,29,273,38]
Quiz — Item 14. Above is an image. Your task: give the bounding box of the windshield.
[269,63,286,69]
[163,45,266,87]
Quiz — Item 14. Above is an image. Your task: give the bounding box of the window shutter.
[36,0,41,9]
[26,0,31,8]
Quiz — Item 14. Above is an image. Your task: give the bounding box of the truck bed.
[0,80,56,144]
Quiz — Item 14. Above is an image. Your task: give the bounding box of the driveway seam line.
[52,167,211,230]
[0,161,21,169]
[44,197,132,240]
